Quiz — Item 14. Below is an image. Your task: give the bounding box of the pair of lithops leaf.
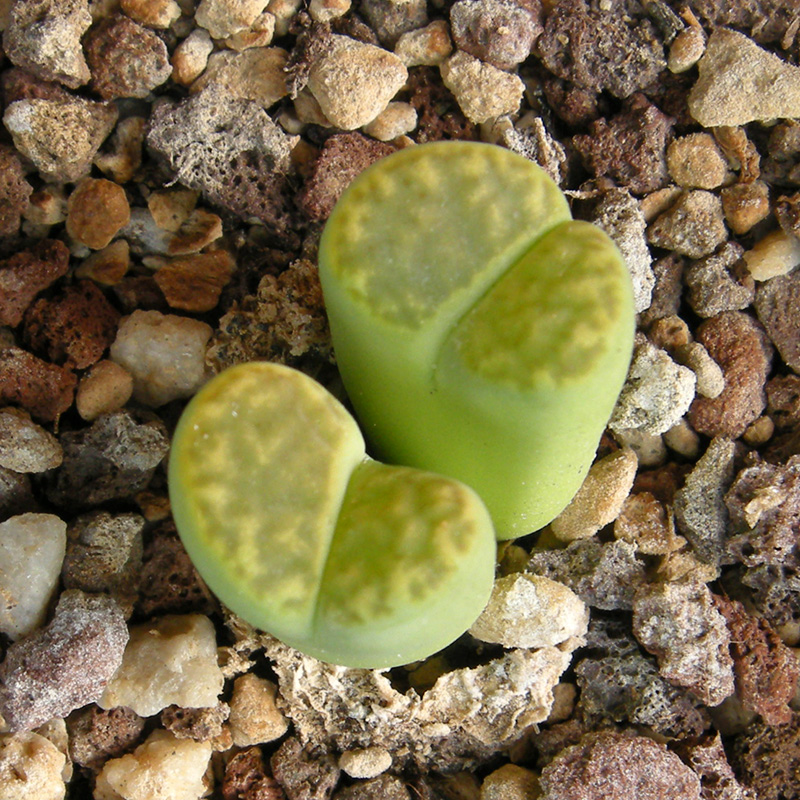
[169,142,635,668]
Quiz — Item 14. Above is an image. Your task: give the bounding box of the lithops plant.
[168,362,496,668]
[319,141,636,539]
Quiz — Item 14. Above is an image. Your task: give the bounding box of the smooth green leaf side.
[310,460,497,668]
[168,362,365,644]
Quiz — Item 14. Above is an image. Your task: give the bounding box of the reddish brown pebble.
[152,250,236,312]
[689,311,774,438]
[23,281,121,369]
[66,178,131,250]
[539,730,702,800]
[223,747,286,800]
[675,734,750,800]
[0,346,76,421]
[733,712,800,800]
[67,705,146,771]
[271,738,340,800]
[0,239,70,327]
[0,144,33,238]
[299,132,395,221]
[755,271,800,374]
[714,594,799,726]
[766,374,800,431]
[75,240,131,286]
[721,181,770,235]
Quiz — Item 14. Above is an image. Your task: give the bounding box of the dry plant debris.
[0,1,800,798]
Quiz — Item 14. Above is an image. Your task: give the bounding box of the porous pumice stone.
[318,141,636,539]
[168,362,496,668]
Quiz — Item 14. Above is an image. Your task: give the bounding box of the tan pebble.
[0,731,66,800]
[23,185,67,226]
[481,763,540,800]
[120,0,181,28]
[666,132,729,190]
[267,0,302,36]
[94,116,147,184]
[395,19,453,66]
[742,415,774,446]
[668,24,706,73]
[171,28,214,86]
[147,188,199,233]
[657,549,719,584]
[546,683,577,724]
[196,0,268,39]
[150,249,236,312]
[649,314,690,351]
[338,746,392,779]
[440,50,524,124]
[614,492,685,555]
[675,341,725,398]
[66,178,130,250]
[663,418,701,459]
[551,448,638,541]
[134,490,172,522]
[76,360,134,421]
[362,101,418,141]
[640,185,682,223]
[469,573,589,648]
[743,229,800,280]
[293,88,332,126]
[611,427,666,468]
[721,180,770,235]
[229,674,289,746]
[75,239,130,286]
[309,0,350,23]
[224,13,276,50]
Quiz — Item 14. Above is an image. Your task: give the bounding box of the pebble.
[720,180,770,235]
[0,467,34,520]
[609,339,697,436]
[662,418,701,460]
[228,674,290,747]
[673,437,736,568]
[689,311,773,439]
[309,0,351,23]
[0,731,66,800]
[469,573,589,648]
[550,448,638,542]
[0,143,32,239]
[99,614,224,717]
[3,96,118,183]
[648,314,690,351]
[647,190,728,260]
[614,492,684,556]
[590,188,654,313]
[0,590,129,731]
[110,309,213,407]
[755,271,800,374]
[394,19,453,67]
[75,240,131,286]
[675,342,725,399]
[684,242,754,319]
[171,28,215,86]
[93,116,148,185]
[195,0,268,39]
[308,35,408,130]
[666,133,729,190]
[22,185,67,228]
[743,415,774,447]
[0,513,66,640]
[124,205,223,256]
[612,427,667,468]
[338,747,392,780]
[361,0,428,46]
[689,28,800,127]
[94,729,212,800]
[440,50,525,124]
[450,0,540,70]
[75,360,134,421]
[482,763,540,800]
[0,346,77,422]
[151,250,236,313]
[3,0,91,88]
[362,101,418,141]
[120,0,182,28]
[224,12,276,50]
[191,47,289,109]
[267,0,302,37]
[667,23,705,74]
[65,178,130,250]
[0,408,62,472]
[83,15,172,100]
[744,229,800,281]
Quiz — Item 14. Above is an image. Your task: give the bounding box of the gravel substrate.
[2,1,800,799]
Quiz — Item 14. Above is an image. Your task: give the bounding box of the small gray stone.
[591,188,654,313]
[609,338,697,436]
[673,437,736,569]
[0,466,34,519]
[647,190,728,260]
[361,0,428,46]
[685,242,754,319]
[689,28,800,127]
[0,590,128,731]
[0,408,62,473]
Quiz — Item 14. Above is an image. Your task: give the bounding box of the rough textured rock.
[755,271,800,374]
[685,242,754,319]
[689,28,800,127]
[360,0,427,46]
[0,346,76,422]
[66,705,146,770]
[689,312,773,439]
[675,734,751,800]
[229,674,290,746]
[632,580,734,706]
[0,408,62,473]
[272,737,341,800]
[0,731,67,800]
[223,747,286,800]
[539,730,702,800]
[667,132,729,190]
[0,590,128,731]
[647,190,728,260]
[0,144,33,239]
[733,712,800,800]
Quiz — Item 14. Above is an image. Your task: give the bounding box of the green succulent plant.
[319,141,635,539]
[168,362,496,668]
